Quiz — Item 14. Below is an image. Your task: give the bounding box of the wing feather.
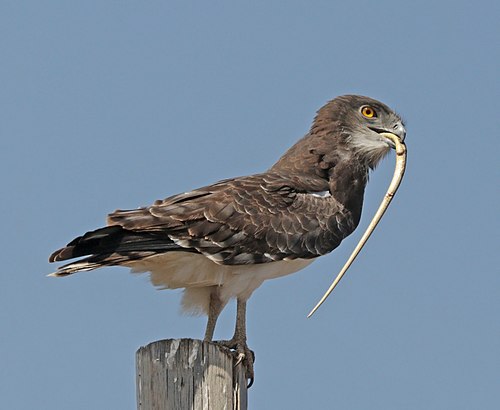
[106,172,357,264]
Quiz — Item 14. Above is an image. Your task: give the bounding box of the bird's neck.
[270,133,369,217]
[327,158,368,223]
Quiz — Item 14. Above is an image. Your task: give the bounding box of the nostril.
[392,123,406,141]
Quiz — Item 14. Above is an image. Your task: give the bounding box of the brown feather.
[50,95,404,275]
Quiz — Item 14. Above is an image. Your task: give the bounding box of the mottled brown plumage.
[49,95,406,386]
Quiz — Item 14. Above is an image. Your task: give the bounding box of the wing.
[106,172,358,265]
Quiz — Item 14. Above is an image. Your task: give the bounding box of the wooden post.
[136,339,248,410]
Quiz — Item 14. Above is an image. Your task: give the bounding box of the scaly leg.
[204,287,225,342]
[216,297,255,387]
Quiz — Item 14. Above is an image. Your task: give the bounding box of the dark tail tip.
[49,246,76,262]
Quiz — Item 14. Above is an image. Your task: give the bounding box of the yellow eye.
[361,106,376,118]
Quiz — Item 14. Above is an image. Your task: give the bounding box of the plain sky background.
[1,1,498,409]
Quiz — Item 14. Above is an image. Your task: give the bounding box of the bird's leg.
[216,298,255,387]
[204,287,225,342]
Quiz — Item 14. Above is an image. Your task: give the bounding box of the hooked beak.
[370,122,406,148]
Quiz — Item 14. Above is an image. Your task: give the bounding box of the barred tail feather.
[48,225,194,277]
[48,259,106,277]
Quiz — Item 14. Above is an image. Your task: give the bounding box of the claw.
[215,339,255,387]
[247,376,254,388]
[234,352,245,367]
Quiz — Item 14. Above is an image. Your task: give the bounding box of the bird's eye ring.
[361,106,377,118]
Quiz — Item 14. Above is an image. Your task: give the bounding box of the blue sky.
[1,1,498,409]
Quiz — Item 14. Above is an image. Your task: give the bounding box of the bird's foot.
[215,338,255,387]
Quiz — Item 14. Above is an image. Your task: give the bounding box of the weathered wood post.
[136,339,248,410]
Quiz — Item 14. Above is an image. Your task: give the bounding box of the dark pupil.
[366,108,372,115]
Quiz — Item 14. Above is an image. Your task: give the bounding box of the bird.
[49,94,406,386]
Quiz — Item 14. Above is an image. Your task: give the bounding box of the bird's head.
[312,95,406,169]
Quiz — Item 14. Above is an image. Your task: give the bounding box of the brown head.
[272,95,406,174]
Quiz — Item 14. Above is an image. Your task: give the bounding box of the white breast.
[127,252,314,315]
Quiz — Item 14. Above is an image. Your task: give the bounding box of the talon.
[234,352,245,367]
[214,338,255,387]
